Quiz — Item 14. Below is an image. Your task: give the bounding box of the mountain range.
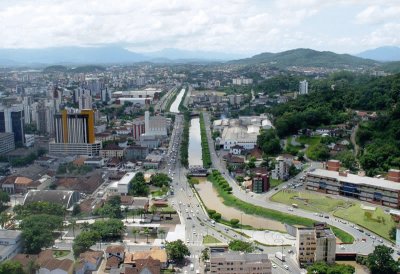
[357,46,400,62]
[0,45,399,68]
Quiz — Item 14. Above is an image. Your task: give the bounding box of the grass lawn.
[297,135,322,146]
[53,250,70,258]
[203,235,221,244]
[151,188,168,197]
[334,204,396,241]
[270,179,284,188]
[270,190,352,213]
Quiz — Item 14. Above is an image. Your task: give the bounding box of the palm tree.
[143,227,150,244]
[81,221,90,232]
[26,259,40,274]
[132,228,139,243]
[158,228,166,243]
[124,207,129,222]
[70,219,77,237]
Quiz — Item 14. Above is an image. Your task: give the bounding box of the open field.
[270,190,352,213]
[270,178,284,188]
[271,189,395,241]
[297,135,322,146]
[334,204,396,241]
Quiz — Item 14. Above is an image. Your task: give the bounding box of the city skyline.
[0,0,399,55]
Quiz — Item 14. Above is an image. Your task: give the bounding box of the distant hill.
[381,61,400,73]
[145,48,246,61]
[231,48,379,69]
[43,65,68,73]
[357,46,400,61]
[0,46,147,65]
[71,65,106,73]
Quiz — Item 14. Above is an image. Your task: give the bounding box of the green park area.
[270,178,284,188]
[334,204,396,241]
[203,235,221,244]
[271,190,352,213]
[271,190,396,241]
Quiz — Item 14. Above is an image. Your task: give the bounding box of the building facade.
[210,252,271,274]
[306,161,400,208]
[0,105,25,145]
[252,173,270,193]
[50,109,101,156]
[296,223,336,267]
[0,132,15,154]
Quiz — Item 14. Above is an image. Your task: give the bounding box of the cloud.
[0,0,398,54]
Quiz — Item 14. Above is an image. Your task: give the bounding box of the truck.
[292,203,298,208]
[275,252,286,261]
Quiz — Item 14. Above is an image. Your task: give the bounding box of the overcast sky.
[1,0,399,54]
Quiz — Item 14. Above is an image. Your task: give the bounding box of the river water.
[186,118,285,230]
[188,117,203,167]
[169,88,185,113]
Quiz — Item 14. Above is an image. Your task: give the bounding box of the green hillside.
[231,48,379,69]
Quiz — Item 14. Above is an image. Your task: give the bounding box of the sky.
[0,0,399,55]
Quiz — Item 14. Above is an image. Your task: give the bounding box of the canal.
[187,116,285,231]
[169,88,185,113]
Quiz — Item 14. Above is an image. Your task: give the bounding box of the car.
[378,239,383,243]
[283,264,289,270]
[256,247,264,252]
[324,215,329,219]
[186,240,189,243]
[287,207,293,212]
[274,188,279,190]
[272,263,277,268]
[365,232,371,236]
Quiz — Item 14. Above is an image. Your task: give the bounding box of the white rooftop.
[118,172,136,186]
[309,169,400,191]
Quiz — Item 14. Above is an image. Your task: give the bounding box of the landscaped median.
[199,112,212,168]
[208,170,354,243]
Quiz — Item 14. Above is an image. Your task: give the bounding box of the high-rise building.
[0,132,15,154]
[79,92,93,110]
[49,109,100,156]
[0,105,25,145]
[296,223,336,267]
[299,80,309,95]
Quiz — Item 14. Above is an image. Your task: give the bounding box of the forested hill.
[266,72,400,176]
[231,48,379,69]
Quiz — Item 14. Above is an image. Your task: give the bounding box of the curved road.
[202,112,396,257]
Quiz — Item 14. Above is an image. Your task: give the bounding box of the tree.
[70,219,77,237]
[257,129,282,156]
[389,226,396,240]
[0,212,10,229]
[90,219,125,241]
[228,240,254,253]
[73,231,101,257]
[95,196,122,219]
[20,214,63,254]
[307,262,354,274]
[158,228,166,243]
[72,204,81,216]
[132,228,139,243]
[143,227,150,243]
[0,191,10,210]
[129,172,149,196]
[201,248,210,262]
[26,259,40,274]
[150,173,172,187]
[165,240,190,262]
[367,245,399,274]
[0,260,24,274]
[230,218,240,228]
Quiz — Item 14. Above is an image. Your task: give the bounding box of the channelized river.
[169,88,185,113]
[188,117,203,167]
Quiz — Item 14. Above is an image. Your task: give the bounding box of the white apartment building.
[299,80,309,95]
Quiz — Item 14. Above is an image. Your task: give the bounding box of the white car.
[271,263,277,268]
[283,264,289,270]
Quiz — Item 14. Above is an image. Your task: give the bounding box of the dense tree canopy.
[307,262,355,274]
[257,129,282,156]
[228,240,254,253]
[150,173,172,187]
[129,172,149,196]
[0,260,24,274]
[72,231,101,258]
[367,245,399,274]
[94,195,122,219]
[165,240,190,262]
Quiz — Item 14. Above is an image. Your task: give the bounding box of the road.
[201,112,397,257]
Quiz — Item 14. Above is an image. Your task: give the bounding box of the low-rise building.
[143,154,163,169]
[117,172,136,195]
[100,144,125,159]
[306,160,400,208]
[124,145,149,161]
[210,252,272,274]
[105,245,125,270]
[0,230,23,262]
[124,248,168,270]
[84,157,105,168]
[75,250,103,274]
[23,190,80,209]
